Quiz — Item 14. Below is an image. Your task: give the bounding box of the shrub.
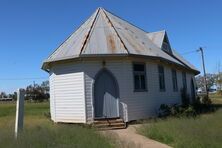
[159,94,217,118]
[159,104,197,118]
[194,96,201,105]
[170,104,184,117]
[183,105,197,117]
[201,95,212,105]
[159,104,171,117]
[180,88,190,106]
[159,104,196,118]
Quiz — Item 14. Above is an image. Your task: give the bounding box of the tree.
[25,81,49,102]
[41,81,49,94]
[8,92,17,100]
[216,72,222,91]
[196,74,217,91]
[0,92,7,98]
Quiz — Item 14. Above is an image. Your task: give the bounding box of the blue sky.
[0,0,221,93]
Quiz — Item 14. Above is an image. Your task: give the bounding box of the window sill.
[134,89,148,92]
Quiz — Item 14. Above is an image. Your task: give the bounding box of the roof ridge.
[79,8,101,56]
[101,8,130,54]
[103,8,149,34]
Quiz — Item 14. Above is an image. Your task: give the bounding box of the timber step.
[93,118,126,130]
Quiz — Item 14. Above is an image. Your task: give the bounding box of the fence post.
[15,89,25,139]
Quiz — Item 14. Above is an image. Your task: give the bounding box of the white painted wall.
[81,59,196,122]
[49,64,86,123]
[49,59,196,123]
[49,72,55,121]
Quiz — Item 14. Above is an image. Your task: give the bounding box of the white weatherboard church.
[42,8,199,123]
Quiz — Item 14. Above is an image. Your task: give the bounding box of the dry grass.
[210,93,222,104]
[0,102,113,148]
[139,95,222,148]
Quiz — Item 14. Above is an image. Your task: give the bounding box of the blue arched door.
[94,69,119,118]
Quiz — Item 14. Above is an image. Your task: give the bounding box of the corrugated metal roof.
[172,49,198,71]
[82,9,127,55]
[42,7,199,73]
[146,30,165,48]
[46,9,98,61]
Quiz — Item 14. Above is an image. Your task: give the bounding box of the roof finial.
[98,7,104,10]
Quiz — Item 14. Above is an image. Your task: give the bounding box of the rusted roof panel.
[46,9,98,62]
[82,9,127,55]
[42,7,198,73]
[104,10,184,66]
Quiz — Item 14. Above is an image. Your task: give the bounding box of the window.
[172,69,178,91]
[182,72,187,90]
[133,63,147,91]
[158,65,165,91]
[162,37,171,53]
[162,42,170,52]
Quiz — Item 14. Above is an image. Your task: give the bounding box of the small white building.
[42,8,199,123]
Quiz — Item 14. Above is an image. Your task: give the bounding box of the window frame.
[132,62,147,92]
[171,69,178,92]
[158,65,166,91]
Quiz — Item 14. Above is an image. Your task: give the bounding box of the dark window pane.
[160,76,165,90]
[159,76,162,89]
[172,69,178,91]
[140,75,146,89]
[162,36,171,53]
[162,42,169,52]
[133,63,147,91]
[158,65,165,90]
[134,75,140,90]
[133,64,145,72]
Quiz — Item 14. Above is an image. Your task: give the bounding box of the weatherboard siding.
[82,60,195,122]
[50,64,86,123]
[49,60,196,123]
[49,72,55,121]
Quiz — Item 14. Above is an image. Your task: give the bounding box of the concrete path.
[101,124,171,148]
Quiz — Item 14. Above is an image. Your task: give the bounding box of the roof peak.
[96,7,106,12]
[98,7,104,9]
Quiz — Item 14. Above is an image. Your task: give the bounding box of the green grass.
[139,95,222,148]
[0,102,113,148]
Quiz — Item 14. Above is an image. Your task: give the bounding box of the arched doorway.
[94,69,119,118]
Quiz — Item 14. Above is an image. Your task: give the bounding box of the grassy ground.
[0,102,113,148]
[139,94,222,148]
[210,93,222,104]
